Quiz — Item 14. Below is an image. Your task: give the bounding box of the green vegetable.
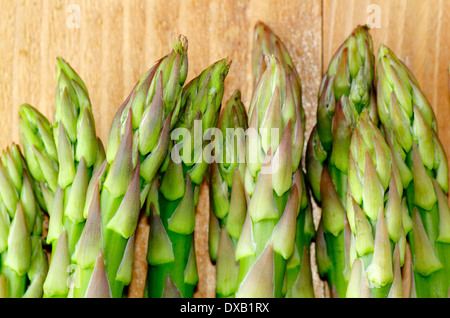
[20,58,105,298]
[0,144,48,298]
[146,58,230,298]
[376,44,450,298]
[208,89,248,298]
[234,22,313,298]
[69,35,189,298]
[345,111,410,298]
[305,25,376,297]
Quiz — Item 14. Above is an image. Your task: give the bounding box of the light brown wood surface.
[0,0,448,298]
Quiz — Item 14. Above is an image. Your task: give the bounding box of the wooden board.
[0,0,448,298]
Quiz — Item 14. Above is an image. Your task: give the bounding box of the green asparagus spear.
[69,35,189,298]
[344,110,411,297]
[305,25,377,297]
[376,44,450,298]
[208,89,248,298]
[146,58,230,298]
[20,58,105,298]
[0,144,48,298]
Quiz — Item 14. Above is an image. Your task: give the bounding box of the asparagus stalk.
[284,172,316,298]
[252,22,306,131]
[69,35,189,298]
[253,23,315,298]
[51,57,106,257]
[146,58,230,298]
[0,144,48,298]
[18,104,59,213]
[236,22,314,299]
[235,55,307,298]
[19,58,105,298]
[344,110,411,297]
[208,89,248,298]
[234,23,308,297]
[376,45,450,298]
[305,25,376,297]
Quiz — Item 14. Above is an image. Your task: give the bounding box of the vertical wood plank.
[0,4,17,148]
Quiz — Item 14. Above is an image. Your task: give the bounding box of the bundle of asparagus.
[0,20,448,300]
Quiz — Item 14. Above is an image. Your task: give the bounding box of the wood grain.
[0,0,448,298]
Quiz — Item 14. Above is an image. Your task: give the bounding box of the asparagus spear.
[19,58,105,298]
[376,45,450,298]
[0,144,48,298]
[234,47,305,298]
[69,35,189,298]
[234,22,314,299]
[305,25,376,297]
[146,58,230,298]
[208,89,248,298]
[252,21,306,131]
[345,110,411,297]
[18,104,59,213]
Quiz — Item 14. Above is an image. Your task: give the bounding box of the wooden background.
[0,0,448,298]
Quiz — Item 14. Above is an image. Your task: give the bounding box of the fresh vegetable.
[344,110,411,297]
[69,35,189,298]
[146,58,230,298]
[234,21,312,298]
[305,25,376,297]
[0,144,48,298]
[376,45,450,298]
